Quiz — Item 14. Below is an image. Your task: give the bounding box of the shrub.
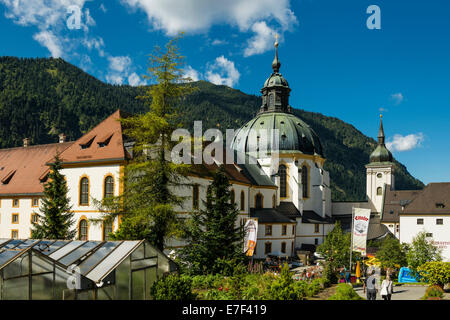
[151,273,196,300]
[417,262,450,287]
[191,274,223,290]
[307,279,322,297]
[328,284,363,300]
[422,285,445,300]
[323,263,338,285]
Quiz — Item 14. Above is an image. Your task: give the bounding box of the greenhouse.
[0,239,177,300]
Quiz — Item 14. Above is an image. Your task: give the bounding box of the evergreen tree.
[31,153,75,239]
[99,35,194,251]
[180,166,245,275]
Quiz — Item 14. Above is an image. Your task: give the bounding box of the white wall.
[400,216,450,262]
[0,197,42,239]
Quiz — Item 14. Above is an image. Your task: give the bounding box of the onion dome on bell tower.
[259,34,292,115]
[369,115,393,163]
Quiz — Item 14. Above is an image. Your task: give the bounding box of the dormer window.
[98,133,113,148]
[79,136,96,149]
[436,203,445,209]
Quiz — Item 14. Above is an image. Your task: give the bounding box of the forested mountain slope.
[0,57,424,200]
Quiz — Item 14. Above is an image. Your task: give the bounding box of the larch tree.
[98,35,195,251]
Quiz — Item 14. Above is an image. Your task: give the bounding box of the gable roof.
[402,183,450,215]
[58,110,128,165]
[0,142,73,195]
[382,189,422,222]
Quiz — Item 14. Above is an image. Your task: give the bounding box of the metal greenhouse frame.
[0,239,177,300]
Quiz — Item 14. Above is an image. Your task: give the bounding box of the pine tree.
[180,166,245,275]
[31,153,75,239]
[99,35,194,251]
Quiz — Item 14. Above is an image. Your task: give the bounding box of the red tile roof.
[59,110,127,164]
[0,142,73,195]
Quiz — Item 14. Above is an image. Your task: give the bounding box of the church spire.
[272,34,281,73]
[378,114,385,145]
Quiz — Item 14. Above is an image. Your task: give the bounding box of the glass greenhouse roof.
[0,239,144,284]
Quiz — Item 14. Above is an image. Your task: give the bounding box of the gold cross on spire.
[275,33,279,47]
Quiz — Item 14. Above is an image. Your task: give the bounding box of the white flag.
[352,208,371,256]
[243,218,258,256]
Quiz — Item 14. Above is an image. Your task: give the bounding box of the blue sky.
[0,0,449,185]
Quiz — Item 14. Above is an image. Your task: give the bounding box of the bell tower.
[366,115,395,213]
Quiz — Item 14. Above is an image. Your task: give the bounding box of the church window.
[79,219,88,240]
[281,242,286,253]
[79,177,89,205]
[255,193,263,209]
[230,189,235,204]
[377,173,383,178]
[103,220,113,240]
[193,185,199,210]
[292,225,295,235]
[314,224,320,233]
[269,93,274,107]
[282,225,287,235]
[104,176,114,199]
[240,191,245,211]
[377,187,382,196]
[272,195,276,208]
[302,165,308,198]
[264,242,272,254]
[279,164,287,198]
[265,225,272,236]
[314,238,319,245]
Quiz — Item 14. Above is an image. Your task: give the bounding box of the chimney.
[23,138,30,148]
[59,133,67,143]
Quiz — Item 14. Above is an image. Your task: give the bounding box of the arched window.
[255,193,263,209]
[240,191,245,211]
[103,220,113,241]
[193,185,199,209]
[269,93,275,107]
[79,219,88,240]
[279,164,287,198]
[80,177,89,205]
[272,194,276,208]
[377,187,383,196]
[230,189,235,204]
[302,165,308,198]
[281,242,286,254]
[104,176,114,199]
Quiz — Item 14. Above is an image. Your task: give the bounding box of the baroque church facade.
[1,44,448,261]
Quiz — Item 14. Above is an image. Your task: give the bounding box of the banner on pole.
[243,218,258,257]
[351,207,371,256]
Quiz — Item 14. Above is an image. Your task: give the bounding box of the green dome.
[231,112,324,157]
[263,73,289,88]
[370,144,393,163]
[369,116,393,164]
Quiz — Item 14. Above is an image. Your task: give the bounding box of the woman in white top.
[380,274,393,300]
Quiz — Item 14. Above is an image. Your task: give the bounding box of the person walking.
[363,270,378,300]
[380,275,393,300]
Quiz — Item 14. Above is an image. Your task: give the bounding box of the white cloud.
[184,65,200,81]
[32,30,64,58]
[82,36,105,57]
[106,56,132,84]
[99,3,107,13]
[244,21,276,57]
[120,0,297,55]
[0,0,88,29]
[390,93,404,105]
[211,39,228,46]
[386,133,424,152]
[128,72,146,86]
[205,56,240,87]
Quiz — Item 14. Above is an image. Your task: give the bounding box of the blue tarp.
[398,267,421,283]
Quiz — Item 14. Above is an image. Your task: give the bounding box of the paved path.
[354,285,427,300]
